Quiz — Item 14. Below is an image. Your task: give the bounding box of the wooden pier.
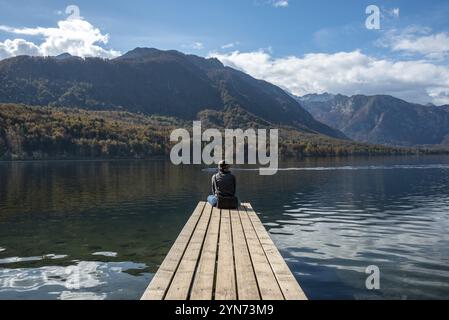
[141,202,307,300]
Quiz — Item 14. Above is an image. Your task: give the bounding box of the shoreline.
[1,153,449,164]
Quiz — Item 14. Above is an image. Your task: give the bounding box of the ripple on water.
[0,254,68,265]
[0,260,150,300]
[270,183,449,299]
[92,252,118,258]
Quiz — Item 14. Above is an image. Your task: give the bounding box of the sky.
[1,0,449,104]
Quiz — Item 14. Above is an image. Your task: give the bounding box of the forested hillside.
[0,48,345,139]
[1,104,443,161]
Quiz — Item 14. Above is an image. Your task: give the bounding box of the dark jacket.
[212,171,236,197]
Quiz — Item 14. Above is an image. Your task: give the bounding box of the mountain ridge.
[296,93,449,146]
[0,47,346,140]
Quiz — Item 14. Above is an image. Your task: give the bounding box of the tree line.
[0,104,446,161]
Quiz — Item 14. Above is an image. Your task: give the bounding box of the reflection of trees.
[0,161,207,218]
[0,160,213,270]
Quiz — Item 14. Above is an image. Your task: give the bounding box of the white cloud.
[0,39,40,58]
[393,32,449,58]
[221,42,240,49]
[380,27,449,59]
[254,0,289,8]
[182,41,204,50]
[272,0,289,7]
[209,49,449,105]
[0,16,120,60]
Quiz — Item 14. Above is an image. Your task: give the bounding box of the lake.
[1,156,449,300]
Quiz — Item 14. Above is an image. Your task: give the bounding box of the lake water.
[1,156,449,300]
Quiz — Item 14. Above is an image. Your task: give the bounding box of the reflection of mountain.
[0,161,203,217]
[297,93,449,147]
[0,160,208,273]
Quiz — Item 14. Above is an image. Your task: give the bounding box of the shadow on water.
[1,155,449,299]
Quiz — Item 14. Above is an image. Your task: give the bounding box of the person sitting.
[207,160,238,209]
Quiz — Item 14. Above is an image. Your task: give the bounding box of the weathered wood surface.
[141,202,307,300]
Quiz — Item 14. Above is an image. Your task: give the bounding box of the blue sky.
[1,0,449,104]
[2,0,449,57]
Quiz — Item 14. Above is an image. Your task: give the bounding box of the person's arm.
[211,175,216,195]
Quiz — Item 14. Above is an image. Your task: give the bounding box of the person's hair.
[219,160,230,172]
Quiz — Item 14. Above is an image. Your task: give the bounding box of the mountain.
[0,48,346,139]
[297,92,337,103]
[53,53,82,61]
[297,93,449,146]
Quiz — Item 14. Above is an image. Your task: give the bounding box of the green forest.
[0,104,446,161]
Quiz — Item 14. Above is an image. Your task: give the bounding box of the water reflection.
[1,156,449,299]
[0,260,148,300]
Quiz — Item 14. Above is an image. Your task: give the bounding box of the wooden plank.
[215,209,237,300]
[190,207,221,300]
[230,208,260,300]
[165,203,213,300]
[142,201,307,301]
[239,207,284,300]
[141,202,206,300]
[242,203,308,300]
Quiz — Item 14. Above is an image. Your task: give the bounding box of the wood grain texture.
[165,203,213,300]
[141,202,307,300]
[243,203,308,300]
[190,207,221,300]
[141,202,206,300]
[215,209,237,300]
[230,208,260,300]
[238,208,284,300]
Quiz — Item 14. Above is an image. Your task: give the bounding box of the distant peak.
[126,47,160,55]
[114,47,224,70]
[299,92,337,102]
[53,53,80,60]
[115,47,186,61]
[115,48,158,60]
